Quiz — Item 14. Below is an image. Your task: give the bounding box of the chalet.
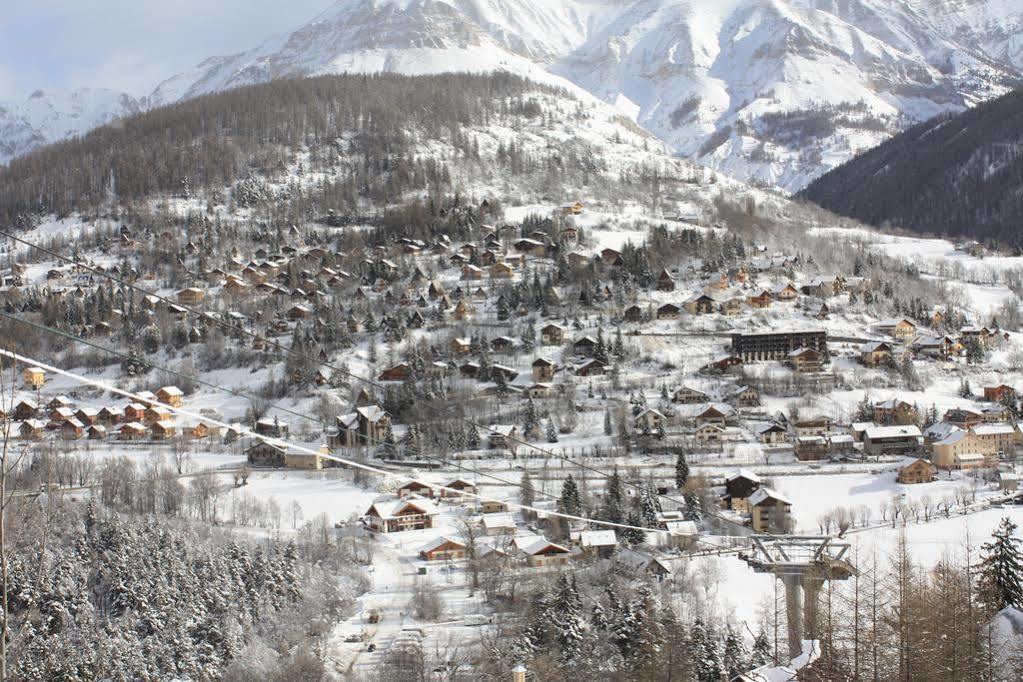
[461,264,484,281]
[176,287,205,304]
[749,488,793,533]
[355,406,390,446]
[984,385,1016,403]
[419,537,468,562]
[722,470,763,512]
[378,363,412,382]
[747,290,773,309]
[60,418,85,440]
[479,496,509,514]
[673,386,709,404]
[144,406,173,424]
[255,417,289,439]
[481,513,518,536]
[756,423,788,444]
[794,436,828,461]
[451,337,472,355]
[656,303,681,320]
[487,425,518,453]
[634,408,666,433]
[773,283,799,301]
[873,399,918,425]
[657,269,676,292]
[74,407,98,425]
[490,365,519,383]
[728,385,760,407]
[600,248,623,267]
[22,366,46,389]
[491,336,516,354]
[897,459,936,484]
[531,358,556,382]
[876,318,917,340]
[287,304,311,320]
[87,425,107,440]
[364,496,437,533]
[49,406,75,424]
[156,385,184,407]
[862,424,922,456]
[614,548,673,580]
[514,238,547,257]
[182,420,216,441]
[520,538,572,567]
[793,417,831,437]
[150,420,177,441]
[787,347,822,373]
[719,297,744,316]
[683,294,716,315]
[623,305,645,323]
[945,407,982,428]
[561,201,584,215]
[19,419,46,440]
[560,226,579,243]
[452,299,476,320]
[694,423,725,443]
[693,403,736,426]
[573,530,618,559]
[860,341,894,367]
[489,262,515,280]
[117,421,148,441]
[13,399,38,421]
[573,336,597,356]
[47,396,72,410]
[397,481,435,499]
[440,479,477,499]
[575,359,607,377]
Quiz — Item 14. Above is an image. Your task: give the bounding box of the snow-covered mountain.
[0,88,143,163]
[5,0,1022,191]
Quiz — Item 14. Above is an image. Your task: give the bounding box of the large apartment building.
[730,330,828,362]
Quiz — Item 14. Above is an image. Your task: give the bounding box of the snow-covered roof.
[864,424,921,439]
[577,530,617,547]
[726,469,762,483]
[419,536,465,554]
[749,487,792,507]
[972,423,1018,436]
[367,495,436,519]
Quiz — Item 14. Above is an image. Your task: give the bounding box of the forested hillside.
[800,88,1023,248]
[0,73,587,229]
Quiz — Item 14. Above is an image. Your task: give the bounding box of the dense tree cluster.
[5,501,361,680]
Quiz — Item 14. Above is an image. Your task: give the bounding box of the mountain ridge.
[2,0,1021,191]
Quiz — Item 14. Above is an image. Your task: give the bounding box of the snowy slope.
[5,0,1023,191]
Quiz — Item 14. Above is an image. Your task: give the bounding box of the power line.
[0,227,755,534]
[0,347,665,535]
[0,310,748,554]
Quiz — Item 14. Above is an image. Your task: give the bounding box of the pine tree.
[602,469,625,523]
[520,471,535,507]
[604,408,613,436]
[622,510,646,545]
[560,475,581,516]
[976,517,1023,611]
[675,452,690,489]
[723,625,749,679]
[690,618,723,682]
[546,417,559,443]
[640,484,661,528]
[523,398,540,439]
[551,575,585,664]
